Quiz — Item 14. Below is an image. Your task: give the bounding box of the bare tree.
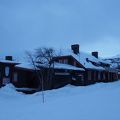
[26,47,56,103]
[26,51,45,103]
[35,47,56,89]
[35,47,55,64]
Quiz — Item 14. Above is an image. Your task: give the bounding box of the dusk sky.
[0,0,120,58]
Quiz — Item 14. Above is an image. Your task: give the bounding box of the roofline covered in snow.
[0,60,19,65]
[15,62,85,71]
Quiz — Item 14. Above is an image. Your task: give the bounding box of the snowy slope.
[104,55,120,69]
[0,81,120,120]
[112,54,120,58]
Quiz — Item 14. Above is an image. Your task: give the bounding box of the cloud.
[82,36,120,57]
[0,0,120,57]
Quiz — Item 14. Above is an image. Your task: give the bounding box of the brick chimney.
[92,52,98,58]
[5,56,13,61]
[71,44,79,54]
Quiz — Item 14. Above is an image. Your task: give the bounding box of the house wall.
[118,73,120,79]
[54,55,120,85]
[14,67,72,90]
[0,63,15,87]
[13,67,120,90]
[87,70,96,85]
[52,69,71,89]
[70,70,85,86]
[13,68,39,88]
[1,57,119,90]
[81,70,119,85]
[54,56,117,85]
[52,69,86,88]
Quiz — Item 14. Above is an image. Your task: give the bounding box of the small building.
[0,56,18,87]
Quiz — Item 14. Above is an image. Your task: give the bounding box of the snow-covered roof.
[0,60,19,64]
[16,62,85,71]
[57,49,107,70]
[53,62,85,71]
[16,63,34,70]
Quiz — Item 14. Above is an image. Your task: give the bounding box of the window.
[108,73,110,80]
[103,73,106,80]
[5,66,10,77]
[74,61,76,66]
[98,72,101,80]
[94,71,96,81]
[59,60,63,63]
[78,74,84,81]
[0,68,1,79]
[59,59,68,64]
[117,73,118,79]
[14,72,18,82]
[88,71,91,80]
[63,59,68,64]
[55,72,70,75]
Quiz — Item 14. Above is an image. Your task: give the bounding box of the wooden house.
[0,56,18,87]
[53,44,118,85]
[0,45,119,92]
[13,61,85,90]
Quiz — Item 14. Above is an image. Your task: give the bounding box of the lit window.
[5,66,10,77]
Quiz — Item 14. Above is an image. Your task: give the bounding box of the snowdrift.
[0,81,120,120]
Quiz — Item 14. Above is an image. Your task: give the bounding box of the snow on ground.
[0,81,120,120]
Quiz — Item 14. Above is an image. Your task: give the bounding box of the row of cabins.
[0,44,120,92]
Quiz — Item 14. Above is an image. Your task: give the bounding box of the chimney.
[71,44,79,54]
[5,56,13,61]
[92,52,98,58]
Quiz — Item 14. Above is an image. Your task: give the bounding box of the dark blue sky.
[0,0,120,58]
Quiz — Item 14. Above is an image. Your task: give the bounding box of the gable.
[53,55,85,69]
